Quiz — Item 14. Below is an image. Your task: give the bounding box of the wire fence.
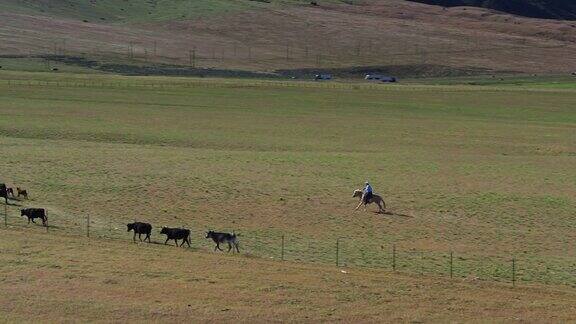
[2,37,569,68]
[2,78,566,94]
[2,202,575,288]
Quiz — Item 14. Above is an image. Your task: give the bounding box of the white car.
[365,74,397,83]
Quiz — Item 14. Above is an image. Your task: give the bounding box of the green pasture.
[0,57,102,74]
[409,74,576,88]
[0,72,574,286]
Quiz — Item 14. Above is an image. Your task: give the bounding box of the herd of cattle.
[0,183,28,203]
[1,183,240,253]
[128,222,240,252]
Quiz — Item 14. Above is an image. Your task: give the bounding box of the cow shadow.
[1,200,23,207]
[137,240,193,248]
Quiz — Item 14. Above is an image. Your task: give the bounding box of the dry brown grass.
[1,0,576,73]
[1,227,575,322]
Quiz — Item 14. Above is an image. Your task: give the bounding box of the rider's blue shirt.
[364,184,373,193]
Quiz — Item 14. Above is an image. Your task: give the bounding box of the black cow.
[160,227,191,247]
[0,184,7,204]
[206,231,240,253]
[21,208,48,226]
[127,222,152,242]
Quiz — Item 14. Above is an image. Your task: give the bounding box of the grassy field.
[0,71,575,320]
[1,226,576,322]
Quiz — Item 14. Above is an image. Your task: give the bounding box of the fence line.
[1,39,568,68]
[2,78,558,94]
[3,78,574,95]
[2,202,574,288]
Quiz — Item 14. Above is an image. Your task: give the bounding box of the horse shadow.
[374,210,413,218]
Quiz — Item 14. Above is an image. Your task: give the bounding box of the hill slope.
[408,0,576,20]
[0,0,575,75]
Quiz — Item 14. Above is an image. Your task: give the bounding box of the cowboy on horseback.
[362,182,373,205]
[353,181,386,213]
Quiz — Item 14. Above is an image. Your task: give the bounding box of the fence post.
[336,238,340,267]
[281,235,285,261]
[87,214,90,238]
[450,251,454,279]
[392,245,396,271]
[4,203,7,228]
[512,258,516,287]
[420,251,424,276]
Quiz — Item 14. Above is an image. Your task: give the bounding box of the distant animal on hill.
[206,231,240,253]
[21,208,48,226]
[127,222,152,242]
[160,227,191,247]
[352,189,386,213]
[17,188,28,199]
[6,187,14,197]
[0,184,7,204]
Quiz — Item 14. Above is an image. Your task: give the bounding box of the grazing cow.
[17,188,28,199]
[127,222,152,242]
[21,208,48,226]
[0,184,7,204]
[206,231,240,253]
[160,227,191,247]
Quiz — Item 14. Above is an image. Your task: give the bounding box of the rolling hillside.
[1,0,576,76]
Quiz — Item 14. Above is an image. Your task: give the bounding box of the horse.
[353,189,386,213]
